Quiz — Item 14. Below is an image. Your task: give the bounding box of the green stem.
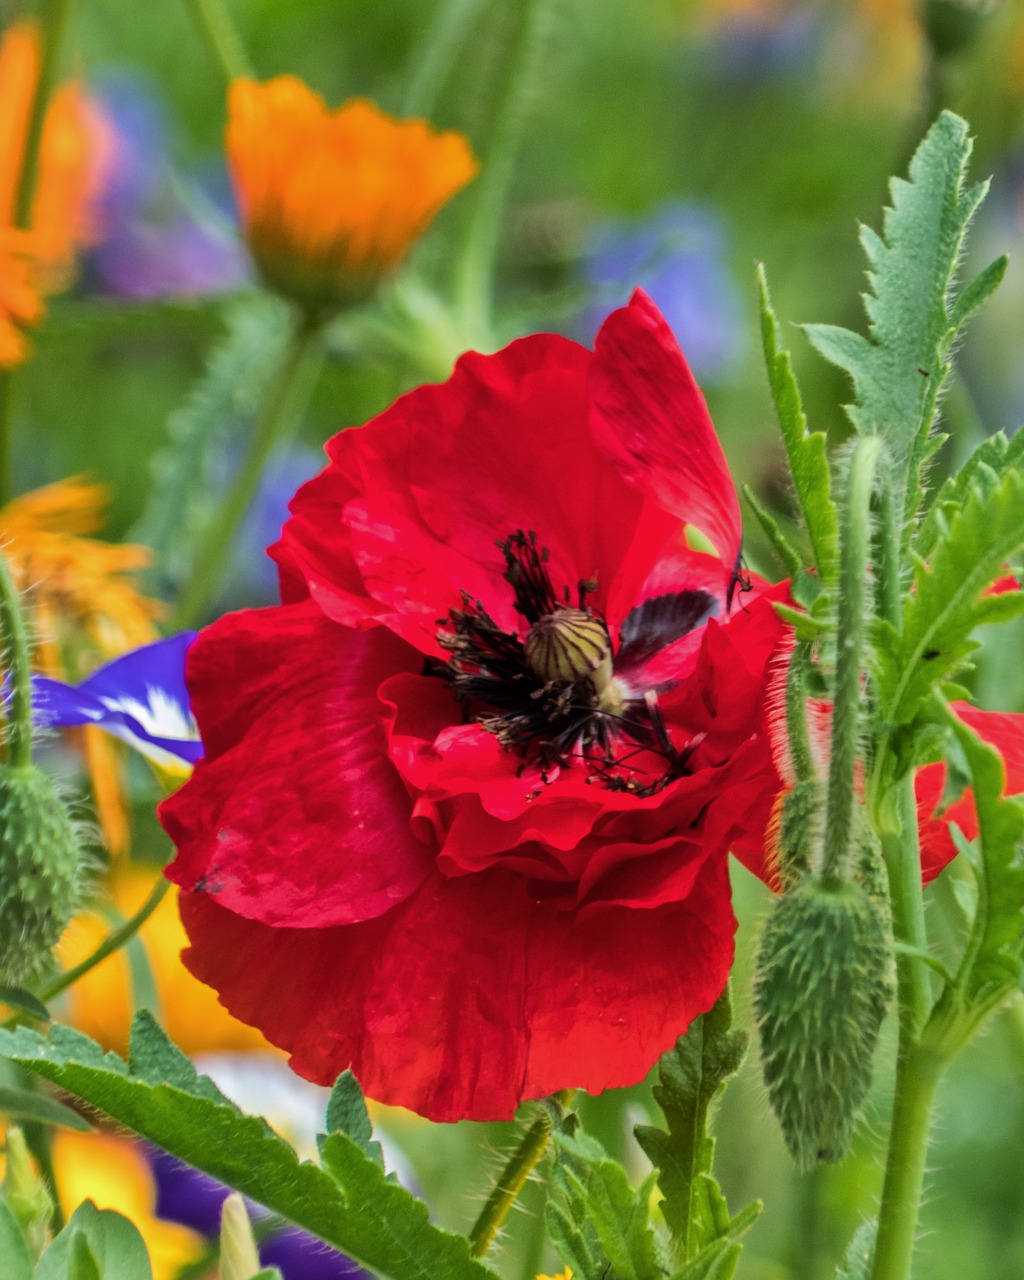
[0,549,35,769]
[171,310,323,630]
[785,640,814,782]
[0,370,14,506]
[402,0,489,118]
[38,876,170,1006]
[469,1097,567,1258]
[182,0,254,84]
[454,0,548,341]
[874,470,902,631]
[822,437,880,883]
[869,1044,944,1280]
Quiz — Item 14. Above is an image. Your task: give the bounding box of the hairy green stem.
[874,471,902,631]
[0,549,35,769]
[870,1044,943,1280]
[403,0,489,117]
[454,0,548,341]
[171,310,323,630]
[822,437,880,883]
[469,1095,570,1257]
[39,876,170,1006]
[0,0,73,505]
[182,0,253,83]
[784,640,815,782]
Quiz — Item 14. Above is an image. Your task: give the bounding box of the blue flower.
[28,633,203,775]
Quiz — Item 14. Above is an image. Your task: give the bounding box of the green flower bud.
[524,607,613,689]
[754,877,892,1169]
[772,777,825,891]
[219,1193,267,1280]
[2,1126,53,1259]
[0,763,81,986]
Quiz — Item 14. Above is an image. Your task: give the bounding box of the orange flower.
[58,866,271,1056]
[0,478,163,851]
[226,76,478,310]
[0,20,108,290]
[0,226,44,368]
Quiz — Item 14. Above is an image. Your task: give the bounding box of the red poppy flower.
[161,290,793,1120]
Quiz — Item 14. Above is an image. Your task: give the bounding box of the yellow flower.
[50,1130,205,1280]
[0,226,44,368]
[59,866,271,1056]
[0,478,163,852]
[537,1269,573,1280]
[226,76,478,311]
[0,20,108,289]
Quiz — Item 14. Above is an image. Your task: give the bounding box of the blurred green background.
[11,0,1024,1277]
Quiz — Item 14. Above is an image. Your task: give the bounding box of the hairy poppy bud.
[771,777,824,891]
[2,1127,53,1259]
[754,877,892,1169]
[0,763,81,985]
[524,607,613,690]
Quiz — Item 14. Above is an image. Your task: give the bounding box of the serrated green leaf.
[0,1086,92,1131]
[757,264,839,583]
[667,1238,742,1280]
[874,467,1024,734]
[634,989,749,1258]
[550,1130,663,1280]
[742,485,803,581]
[36,1204,150,1280]
[0,1016,498,1280]
[0,989,50,1022]
[545,1201,599,1280]
[917,429,1024,561]
[945,709,1024,1006]
[803,112,996,500]
[835,1220,877,1280]
[130,294,293,596]
[321,1071,384,1170]
[950,255,1009,329]
[0,1196,33,1280]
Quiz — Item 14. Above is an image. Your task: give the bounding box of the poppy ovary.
[523,606,614,695]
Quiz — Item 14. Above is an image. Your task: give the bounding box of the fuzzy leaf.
[873,466,1024,735]
[0,988,49,1022]
[0,1085,92,1131]
[634,989,751,1257]
[757,264,839,583]
[803,112,996,484]
[667,1239,742,1280]
[0,1015,497,1280]
[917,429,1024,562]
[0,1197,33,1280]
[36,1204,151,1280]
[321,1071,384,1170]
[835,1221,877,1280]
[549,1129,664,1280]
[945,709,1024,1006]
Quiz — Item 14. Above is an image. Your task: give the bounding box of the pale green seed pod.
[754,877,892,1169]
[2,1127,53,1260]
[0,763,81,986]
[524,607,613,690]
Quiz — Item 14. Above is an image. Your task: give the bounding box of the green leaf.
[0,989,50,1022]
[667,1239,742,1280]
[835,1221,877,1280]
[944,707,1024,1007]
[917,429,1024,562]
[874,466,1024,737]
[130,294,293,596]
[803,112,997,495]
[742,485,803,581]
[0,1015,498,1280]
[757,264,839,584]
[0,1196,34,1280]
[36,1204,150,1280]
[549,1129,664,1280]
[634,988,752,1258]
[0,1086,92,1131]
[321,1071,384,1170]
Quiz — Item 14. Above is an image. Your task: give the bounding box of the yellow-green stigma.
[524,607,613,690]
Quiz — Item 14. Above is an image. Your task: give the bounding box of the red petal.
[178,855,736,1122]
[589,289,742,575]
[160,604,433,927]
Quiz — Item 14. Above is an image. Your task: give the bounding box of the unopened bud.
[524,608,612,689]
[771,777,824,891]
[219,1192,277,1280]
[0,763,81,985]
[754,878,892,1169]
[3,1127,53,1259]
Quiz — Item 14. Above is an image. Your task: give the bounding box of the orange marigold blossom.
[0,226,44,368]
[0,477,163,852]
[0,20,109,290]
[226,76,478,310]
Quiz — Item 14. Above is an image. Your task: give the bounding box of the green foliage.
[36,1203,152,1280]
[322,1070,385,1170]
[633,989,757,1260]
[0,1013,499,1280]
[0,1086,92,1132]
[835,1221,877,1280]
[131,295,293,596]
[873,466,1024,746]
[757,264,839,587]
[754,878,892,1169]
[0,990,50,1022]
[0,1196,34,1280]
[916,429,1024,563]
[547,1127,664,1280]
[803,112,1004,505]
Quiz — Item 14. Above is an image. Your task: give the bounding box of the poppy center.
[429,530,716,796]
